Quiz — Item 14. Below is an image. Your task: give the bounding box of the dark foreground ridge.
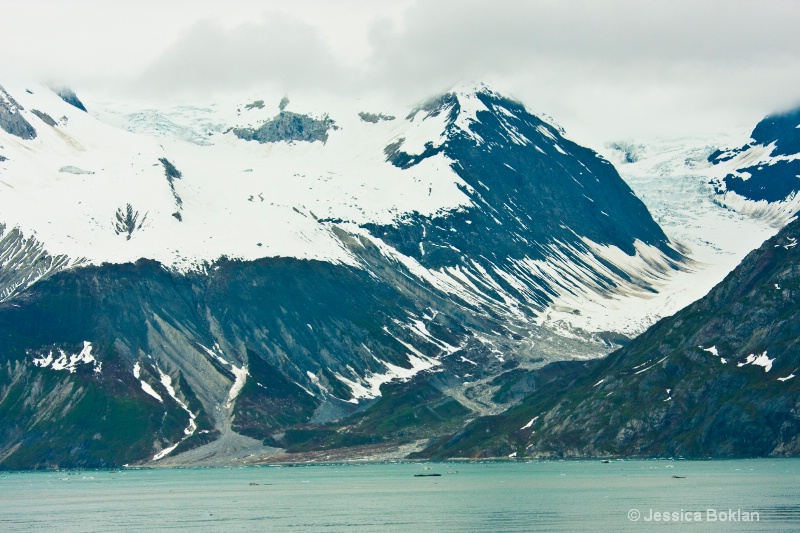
[416,217,800,459]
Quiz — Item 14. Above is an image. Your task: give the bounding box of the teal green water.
[1,459,799,531]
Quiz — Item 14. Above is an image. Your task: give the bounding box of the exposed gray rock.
[159,158,184,219]
[53,87,87,112]
[0,85,36,140]
[233,111,338,144]
[0,224,83,302]
[358,111,395,123]
[30,110,57,127]
[114,204,147,240]
[0,86,690,468]
[419,217,800,459]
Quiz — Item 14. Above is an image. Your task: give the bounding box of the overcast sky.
[2,0,799,145]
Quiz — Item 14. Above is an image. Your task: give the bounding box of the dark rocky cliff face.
[373,89,674,270]
[418,217,800,459]
[53,87,88,112]
[0,86,36,140]
[0,224,80,302]
[710,105,800,204]
[0,254,486,468]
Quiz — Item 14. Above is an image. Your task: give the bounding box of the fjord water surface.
[1,459,799,531]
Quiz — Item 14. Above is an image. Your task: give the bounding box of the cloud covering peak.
[2,0,799,144]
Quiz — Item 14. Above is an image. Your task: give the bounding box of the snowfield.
[0,83,474,271]
[0,82,789,344]
[536,136,783,337]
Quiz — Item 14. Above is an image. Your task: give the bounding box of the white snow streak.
[31,341,100,374]
[199,344,249,409]
[701,346,719,357]
[521,416,539,430]
[139,380,163,403]
[737,351,775,372]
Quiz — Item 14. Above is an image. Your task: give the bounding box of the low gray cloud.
[3,0,799,143]
[135,14,358,97]
[359,0,800,141]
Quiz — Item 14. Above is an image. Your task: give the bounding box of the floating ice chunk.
[777,374,795,382]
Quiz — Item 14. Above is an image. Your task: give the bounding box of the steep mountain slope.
[708,105,800,224]
[0,82,687,468]
[592,108,800,339]
[585,135,782,338]
[418,217,800,459]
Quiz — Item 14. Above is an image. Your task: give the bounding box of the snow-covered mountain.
[0,82,699,467]
[596,110,800,338]
[605,105,800,233]
[708,105,800,224]
[591,135,780,336]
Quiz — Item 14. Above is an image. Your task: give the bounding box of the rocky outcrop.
[159,158,183,220]
[30,109,57,127]
[0,85,36,140]
[233,111,338,144]
[358,111,395,123]
[53,87,87,112]
[114,204,147,240]
[372,87,678,270]
[0,224,82,302]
